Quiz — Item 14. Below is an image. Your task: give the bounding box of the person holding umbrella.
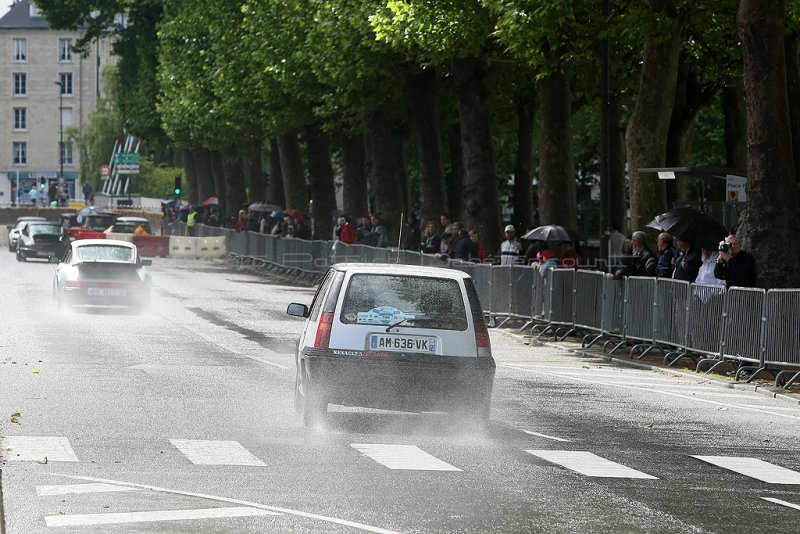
[672,236,702,282]
[714,235,757,288]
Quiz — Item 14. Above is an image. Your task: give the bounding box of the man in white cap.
[499,224,524,264]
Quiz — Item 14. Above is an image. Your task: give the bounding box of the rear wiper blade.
[386,318,408,333]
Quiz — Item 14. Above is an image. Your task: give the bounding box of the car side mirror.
[287,303,309,318]
[49,256,60,264]
[484,315,497,328]
[141,259,152,266]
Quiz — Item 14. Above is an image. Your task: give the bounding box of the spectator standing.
[656,232,676,277]
[336,216,356,244]
[48,182,58,206]
[439,213,454,235]
[532,247,559,275]
[435,232,455,261]
[452,225,472,261]
[371,214,388,247]
[498,224,523,264]
[672,237,702,282]
[235,209,247,232]
[357,216,378,246]
[696,249,726,286]
[469,229,486,262]
[714,235,757,288]
[421,222,441,254]
[82,182,93,203]
[28,187,39,206]
[401,214,421,251]
[560,241,584,269]
[612,231,656,279]
[186,206,198,236]
[294,216,311,240]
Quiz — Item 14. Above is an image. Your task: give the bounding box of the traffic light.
[173,176,182,196]
[39,177,46,190]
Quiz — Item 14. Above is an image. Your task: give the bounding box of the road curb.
[498,329,800,407]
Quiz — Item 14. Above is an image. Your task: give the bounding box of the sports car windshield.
[340,274,467,331]
[28,223,62,235]
[75,245,135,262]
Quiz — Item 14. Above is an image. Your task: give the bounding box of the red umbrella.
[201,196,219,206]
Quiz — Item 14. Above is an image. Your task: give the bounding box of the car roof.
[17,216,46,222]
[116,217,148,223]
[332,263,470,280]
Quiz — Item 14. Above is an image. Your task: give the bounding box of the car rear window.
[76,245,134,262]
[28,224,62,235]
[340,274,467,331]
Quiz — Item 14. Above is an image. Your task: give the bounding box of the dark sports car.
[7,216,46,252]
[15,221,70,262]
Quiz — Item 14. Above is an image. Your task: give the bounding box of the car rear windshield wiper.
[386,317,409,332]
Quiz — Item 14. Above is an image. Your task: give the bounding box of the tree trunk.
[183,149,199,207]
[785,30,800,185]
[341,131,368,220]
[512,94,535,233]
[738,0,800,287]
[277,132,307,213]
[305,125,337,240]
[445,122,463,223]
[665,61,693,207]
[365,105,404,243]
[210,150,226,213]
[243,139,264,202]
[610,101,628,233]
[537,70,577,229]
[406,69,447,225]
[625,6,685,231]
[222,144,247,220]
[452,56,501,255]
[719,85,747,202]
[268,138,285,207]
[194,149,215,203]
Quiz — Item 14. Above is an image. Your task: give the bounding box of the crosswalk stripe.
[351,444,461,471]
[0,436,78,462]
[45,506,279,527]
[692,456,800,484]
[170,440,266,466]
[523,430,571,442]
[761,497,800,511]
[525,450,658,479]
[37,483,140,496]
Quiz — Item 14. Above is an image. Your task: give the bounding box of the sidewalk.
[498,323,800,407]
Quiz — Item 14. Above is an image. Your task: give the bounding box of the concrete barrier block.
[196,236,226,258]
[169,236,198,258]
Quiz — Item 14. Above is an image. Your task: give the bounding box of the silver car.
[7,216,46,252]
[287,264,496,426]
[53,239,152,312]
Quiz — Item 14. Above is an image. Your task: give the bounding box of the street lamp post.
[54,81,63,193]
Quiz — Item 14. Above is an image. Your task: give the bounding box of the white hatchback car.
[287,263,496,426]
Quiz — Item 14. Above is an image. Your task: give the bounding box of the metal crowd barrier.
[164,223,800,387]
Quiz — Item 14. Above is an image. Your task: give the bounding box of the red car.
[62,208,119,241]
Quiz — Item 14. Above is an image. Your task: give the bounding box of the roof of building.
[0,1,51,30]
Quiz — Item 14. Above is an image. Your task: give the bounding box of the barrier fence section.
[163,223,800,380]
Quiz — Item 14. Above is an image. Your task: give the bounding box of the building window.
[12,38,27,62]
[59,73,73,95]
[59,38,73,62]
[13,108,27,131]
[13,73,26,96]
[13,142,27,165]
[62,142,74,165]
[61,107,74,129]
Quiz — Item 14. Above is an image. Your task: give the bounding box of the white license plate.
[369,334,437,353]
[36,251,51,257]
[87,287,127,297]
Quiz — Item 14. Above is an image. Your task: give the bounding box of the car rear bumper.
[18,245,65,259]
[62,287,150,308]
[301,348,495,411]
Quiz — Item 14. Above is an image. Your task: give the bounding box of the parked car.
[15,221,70,262]
[286,263,496,426]
[7,216,46,252]
[53,239,152,311]
[64,207,119,241]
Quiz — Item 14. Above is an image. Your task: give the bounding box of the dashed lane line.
[692,456,800,484]
[351,444,462,471]
[526,450,658,479]
[761,497,800,511]
[0,436,79,462]
[522,430,571,442]
[170,439,267,466]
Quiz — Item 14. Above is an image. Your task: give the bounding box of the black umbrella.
[521,224,579,242]
[647,207,727,250]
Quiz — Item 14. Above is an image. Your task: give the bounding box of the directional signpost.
[114,152,140,174]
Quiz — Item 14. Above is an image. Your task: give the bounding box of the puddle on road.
[188,307,297,353]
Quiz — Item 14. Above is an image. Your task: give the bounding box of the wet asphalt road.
[1,252,799,533]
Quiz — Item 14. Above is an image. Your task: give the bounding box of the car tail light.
[314,311,334,348]
[475,320,492,358]
[129,282,140,289]
[65,281,84,288]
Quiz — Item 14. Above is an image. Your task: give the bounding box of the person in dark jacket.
[612,231,657,279]
[421,221,441,254]
[672,237,702,282]
[452,226,473,261]
[714,235,757,288]
[656,232,676,277]
[401,214,421,251]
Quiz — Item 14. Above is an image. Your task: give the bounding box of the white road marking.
[170,439,266,466]
[0,436,78,462]
[499,364,800,421]
[351,444,461,471]
[37,483,140,496]
[523,430,571,442]
[45,506,278,527]
[692,456,800,484]
[56,474,402,534]
[526,450,658,479]
[761,497,800,511]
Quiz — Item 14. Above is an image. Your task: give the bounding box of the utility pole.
[55,80,64,202]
